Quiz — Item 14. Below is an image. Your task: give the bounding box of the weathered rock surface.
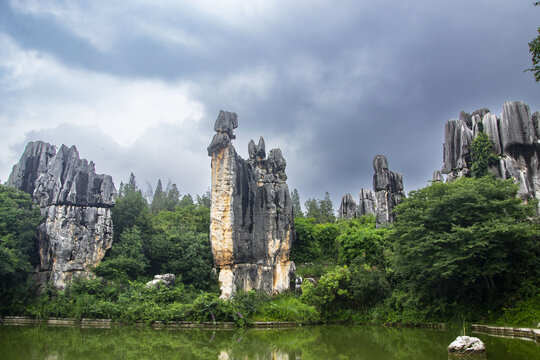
[373,155,405,225]
[208,110,295,299]
[146,273,176,288]
[441,101,540,204]
[432,170,444,183]
[338,193,357,219]
[340,155,404,226]
[447,336,485,356]
[6,141,116,289]
[357,188,376,217]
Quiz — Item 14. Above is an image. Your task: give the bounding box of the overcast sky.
[1,0,539,209]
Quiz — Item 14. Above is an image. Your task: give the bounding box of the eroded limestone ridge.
[339,154,405,226]
[208,110,295,299]
[441,101,540,202]
[7,141,116,289]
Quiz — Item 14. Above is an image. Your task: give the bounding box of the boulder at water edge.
[447,336,485,357]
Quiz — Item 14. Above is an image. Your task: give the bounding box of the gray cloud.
[2,0,540,209]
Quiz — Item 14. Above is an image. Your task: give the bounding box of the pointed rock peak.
[214,110,238,136]
[373,154,389,171]
[268,148,286,171]
[208,110,238,156]
[472,108,490,119]
[248,139,257,159]
[257,136,266,159]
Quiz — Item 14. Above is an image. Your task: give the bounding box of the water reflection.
[0,325,537,360]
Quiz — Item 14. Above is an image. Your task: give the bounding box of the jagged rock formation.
[442,101,540,202]
[358,188,376,217]
[339,155,405,226]
[6,141,116,289]
[338,193,357,219]
[372,154,405,224]
[208,110,295,299]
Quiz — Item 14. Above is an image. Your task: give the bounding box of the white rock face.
[447,336,485,356]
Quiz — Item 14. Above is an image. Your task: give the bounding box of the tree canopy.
[392,176,540,315]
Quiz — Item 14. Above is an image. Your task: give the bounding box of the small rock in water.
[447,336,485,356]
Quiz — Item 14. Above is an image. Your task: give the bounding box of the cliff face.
[442,101,540,202]
[208,111,295,299]
[7,142,116,289]
[339,154,404,226]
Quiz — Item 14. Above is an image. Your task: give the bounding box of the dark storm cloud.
[2,0,540,210]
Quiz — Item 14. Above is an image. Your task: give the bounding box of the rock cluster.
[441,101,540,202]
[7,142,116,289]
[208,110,295,299]
[338,154,405,226]
[447,336,485,357]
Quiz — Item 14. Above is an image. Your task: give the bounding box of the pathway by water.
[1,324,538,359]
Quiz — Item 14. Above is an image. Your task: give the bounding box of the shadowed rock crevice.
[208,110,294,299]
[6,141,116,289]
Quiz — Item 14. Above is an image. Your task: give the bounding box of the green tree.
[526,2,540,81]
[146,204,216,290]
[178,194,194,208]
[392,177,540,315]
[150,179,166,214]
[304,192,335,224]
[291,188,303,218]
[470,131,499,178]
[336,216,389,268]
[290,217,320,263]
[319,192,336,223]
[112,174,152,242]
[196,190,211,208]
[94,226,149,281]
[0,185,42,312]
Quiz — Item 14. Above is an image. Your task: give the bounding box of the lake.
[0,324,538,359]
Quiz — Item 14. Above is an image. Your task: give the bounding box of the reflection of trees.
[0,325,537,360]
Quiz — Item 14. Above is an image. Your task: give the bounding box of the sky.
[1,0,539,210]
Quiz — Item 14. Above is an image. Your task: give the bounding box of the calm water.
[0,324,538,359]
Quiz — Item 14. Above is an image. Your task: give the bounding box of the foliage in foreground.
[392,176,540,317]
[25,277,319,326]
[0,185,42,314]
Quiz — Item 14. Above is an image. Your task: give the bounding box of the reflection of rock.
[7,141,116,289]
[146,273,176,288]
[441,101,540,205]
[208,111,295,299]
[339,155,404,226]
[447,336,485,357]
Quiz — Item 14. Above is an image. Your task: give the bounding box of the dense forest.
[0,135,539,328]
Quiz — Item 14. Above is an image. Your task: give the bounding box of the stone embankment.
[1,316,300,329]
[471,324,540,342]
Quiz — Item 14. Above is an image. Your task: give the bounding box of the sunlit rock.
[208,110,295,299]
